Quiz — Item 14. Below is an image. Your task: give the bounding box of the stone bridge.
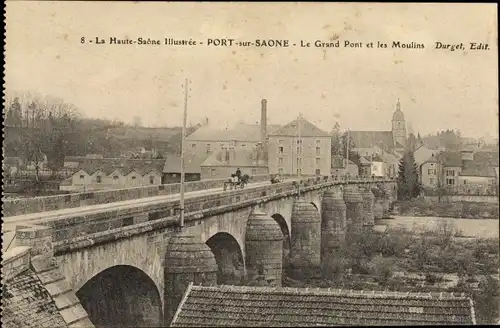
[4,176,397,327]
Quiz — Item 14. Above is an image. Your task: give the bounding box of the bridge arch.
[271,213,291,277]
[76,265,162,328]
[206,232,245,285]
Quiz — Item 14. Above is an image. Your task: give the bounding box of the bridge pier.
[320,190,346,279]
[164,234,218,326]
[343,185,364,236]
[245,208,283,287]
[360,187,375,230]
[289,198,321,279]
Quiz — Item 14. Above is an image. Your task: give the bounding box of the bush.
[425,273,444,284]
[369,255,394,286]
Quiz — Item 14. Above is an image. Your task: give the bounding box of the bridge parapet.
[2,175,272,217]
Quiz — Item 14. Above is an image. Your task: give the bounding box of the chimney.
[260,99,268,162]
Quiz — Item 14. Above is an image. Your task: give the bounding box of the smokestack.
[260,99,268,163]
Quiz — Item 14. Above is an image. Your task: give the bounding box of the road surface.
[2,179,284,252]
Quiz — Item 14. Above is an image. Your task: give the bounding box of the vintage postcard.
[2,2,498,328]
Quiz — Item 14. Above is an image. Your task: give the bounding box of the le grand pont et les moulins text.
[81,36,490,51]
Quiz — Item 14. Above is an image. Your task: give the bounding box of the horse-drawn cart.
[223,174,250,191]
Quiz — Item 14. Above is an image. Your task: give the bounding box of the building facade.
[200,146,268,180]
[268,116,331,176]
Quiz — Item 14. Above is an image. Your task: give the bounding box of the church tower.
[391,98,407,148]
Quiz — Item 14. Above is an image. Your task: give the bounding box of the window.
[297,140,302,144]
[463,180,467,184]
[131,176,136,180]
[149,176,155,184]
[220,143,225,148]
[278,168,284,174]
[251,169,257,175]
[113,175,119,180]
[297,147,301,154]
[96,176,102,183]
[278,146,284,154]
[79,175,85,179]
[428,168,436,175]
[191,144,196,148]
[316,158,321,165]
[316,147,321,155]
[241,144,246,147]
[225,152,230,162]
[446,170,454,176]
[206,144,211,153]
[315,169,321,175]
[211,168,216,176]
[279,157,283,165]
[278,139,284,144]
[316,140,321,145]
[446,178,455,185]
[430,178,435,185]
[297,158,301,165]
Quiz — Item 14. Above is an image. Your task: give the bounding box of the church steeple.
[391,98,407,149]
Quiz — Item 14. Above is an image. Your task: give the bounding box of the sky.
[5,2,498,139]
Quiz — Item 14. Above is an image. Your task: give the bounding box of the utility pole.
[296,113,302,197]
[179,78,189,229]
[346,129,350,180]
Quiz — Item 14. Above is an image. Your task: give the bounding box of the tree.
[397,150,422,200]
[407,133,418,152]
[5,97,23,127]
[330,122,342,155]
[341,131,361,166]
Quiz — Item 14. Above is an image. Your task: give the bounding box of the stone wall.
[3,175,271,217]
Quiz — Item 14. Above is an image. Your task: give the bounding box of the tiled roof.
[163,154,204,174]
[74,159,165,176]
[348,131,395,150]
[171,284,475,327]
[270,117,329,137]
[187,123,281,142]
[201,147,267,167]
[2,269,69,328]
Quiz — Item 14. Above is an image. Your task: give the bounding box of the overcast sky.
[5,2,498,138]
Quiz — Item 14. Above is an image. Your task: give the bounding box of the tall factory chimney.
[260,99,268,163]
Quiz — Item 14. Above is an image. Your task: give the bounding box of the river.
[375,216,499,239]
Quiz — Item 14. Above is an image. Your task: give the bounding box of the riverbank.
[393,199,499,219]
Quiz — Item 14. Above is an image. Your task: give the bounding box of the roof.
[473,151,499,167]
[163,154,204,173]
[392,100,405,121]
[201,147,267,168]
[269,117,329,137]
[74,158,165,176]
[392,109,405,121]
[187,123,281,142]
[438,151,462,167]
[171,284,476,327]
[348,131,395,150]
[414,144,438,165]
[2,269,69,328]
[460,164,497,177]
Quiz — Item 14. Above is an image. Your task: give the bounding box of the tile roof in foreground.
[2,247,94,328]
[171,283,476,327]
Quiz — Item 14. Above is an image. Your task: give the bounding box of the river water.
[375,216,499,239]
